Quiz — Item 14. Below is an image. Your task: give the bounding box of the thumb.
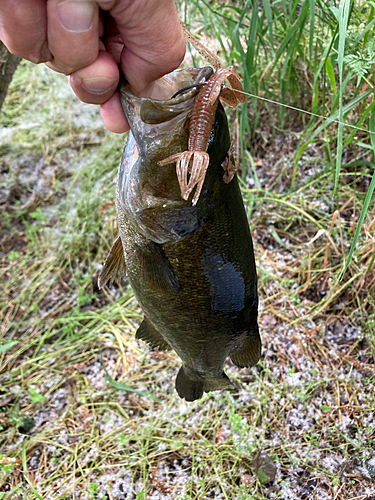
[103,0,186,94]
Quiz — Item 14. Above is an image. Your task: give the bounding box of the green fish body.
[99,67,261,401]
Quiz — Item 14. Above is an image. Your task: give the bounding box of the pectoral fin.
[135,241,179,293]
[136,318,171,351]
[98,236,126,289]
[230,327,261,368]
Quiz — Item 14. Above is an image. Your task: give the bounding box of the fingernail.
[82,77,117,93]
[58,1,96,33]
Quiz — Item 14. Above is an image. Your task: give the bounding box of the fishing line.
[233,88,375,137]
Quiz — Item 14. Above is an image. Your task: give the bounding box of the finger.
[106,0,186,94]
[120,28,185,96]
[69,50,119,104]
[99,11,123,65]
[0,0,51,63]
[100,93,129,134]
[46,0,99,75]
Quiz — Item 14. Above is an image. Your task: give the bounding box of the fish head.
[120,66,213,144]
[119,67,214,200]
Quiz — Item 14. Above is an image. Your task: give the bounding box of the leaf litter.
[0,59,374,500]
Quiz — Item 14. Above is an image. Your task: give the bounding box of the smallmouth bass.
[99,67,261,401]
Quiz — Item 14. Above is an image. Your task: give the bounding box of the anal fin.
[98,236,126,289]
[136,318,171,351]
[230,327,261,368]
[203,373,233,393]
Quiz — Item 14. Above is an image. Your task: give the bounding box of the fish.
[98,66,261,401]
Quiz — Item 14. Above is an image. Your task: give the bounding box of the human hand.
[0,0,186,133]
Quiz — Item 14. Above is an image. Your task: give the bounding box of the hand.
[0,0,186,133]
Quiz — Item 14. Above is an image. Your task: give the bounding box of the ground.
[0,57,374,499]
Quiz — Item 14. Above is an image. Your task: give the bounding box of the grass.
[1,1,375,499]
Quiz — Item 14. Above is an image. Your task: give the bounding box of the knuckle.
[28,52,50,64]
[167,35,186,69]
[0,38,22,58]
[2,36,50,64]
[53,51,98,77]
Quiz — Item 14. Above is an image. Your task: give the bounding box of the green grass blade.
[292,88,374,189]
[0,341,17,353]
[325,57,337,98]
[334,0,353,199]
[100,354,161,402]
[262,0,274,52]
[341,106,375,278]
[3,484,23,499]
[245,0,259,90]
[272,0,309,71]
[309,0,315,60]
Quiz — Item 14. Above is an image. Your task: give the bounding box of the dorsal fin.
[98,236,126,289]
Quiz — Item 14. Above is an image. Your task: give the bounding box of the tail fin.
[175,367,204,402]
[175,366,233,402]
[203,373,233,393]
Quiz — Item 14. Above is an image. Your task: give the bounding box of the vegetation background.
[1,0,375,498]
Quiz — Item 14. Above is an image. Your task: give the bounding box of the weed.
[28,388,47,405]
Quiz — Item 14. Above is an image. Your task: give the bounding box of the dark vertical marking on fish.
[201,249,246,316]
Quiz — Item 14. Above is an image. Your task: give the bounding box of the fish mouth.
[119,66,213,128]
